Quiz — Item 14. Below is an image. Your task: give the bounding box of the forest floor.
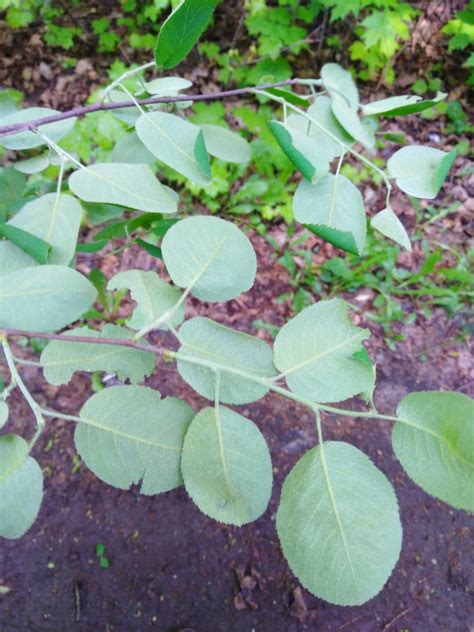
[1,5,473,630]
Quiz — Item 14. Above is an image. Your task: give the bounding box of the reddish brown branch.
[0,79,301,138]
[1,327,163,356]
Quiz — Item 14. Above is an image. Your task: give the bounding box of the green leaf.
[371,205,411,251]
[0,224,51,264]
[0,168,27,220]
[0,265,97,332]
[136,238,163,259]
[306,96,354,159]
[162,216,256,302]
[76,239,108,253]
[200,124,251,164]
[0,107,76,150]
[13,153,50,174]
[331,100,375,149]
[265,87,310,107]
[320,63,359,110]
[269,120,328,182]
[136,112,211,184]
[69,164,178,213]
[7,193,83,265]
[154,0,218,69]
[109,132,156,165]
[293,174,366,255]
[181,406,273,526]
[76,386,194,494]
[363,92,447,117]
[40,325,156,386]
[0,401,8,429]
[276,441,402,606]
[144,76,192,96]
[108,270,185,331]
[0,241,39,276]
[393,391,474,512]
[273,298,373,403]
[177,317,276,404]
[0,434,44,539]
[387,145,456,199]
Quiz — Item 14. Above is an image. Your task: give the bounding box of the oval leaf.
[0,107,76,150]
[0,265,97,332]
[181,406,273,525]
[200,124,251,164]
[387,145,456,199]
[155,0,218,69]
[76,386,194,494]
[320,63,359,110]
[293,174,366,255]
[363,92,447,117]
[8,193,83,265]
[136,112,211,184]
[277,441,402,606]
[109,132,156,165]
[393,391,474,512]
[69,164,178,213]
[40,325,156,386]
[177,317,277,404]
[273,299,373,403]
[306,96,354,159]
[331,100,375,149]
[108,270,185,331]
[0,435,43,539]
[162,216,257,302]
[371,205,411,251]
[269,120,329,182]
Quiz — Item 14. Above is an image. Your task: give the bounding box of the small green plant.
[95,542,110,568]
[0,0,472,610]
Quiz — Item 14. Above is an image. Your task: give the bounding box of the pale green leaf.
[371,206,411,251]
[40,325,155,386]
[177,317,276,404]
[277,441,402,606]
[0,401,8,429]
[200,124,252,164]
[155,0,218,69]
[136,112,211,184]
[108,270,185,331]
[144,76,192,95]
[273,298,373,403]
[162,216,256,302]
[394,391,474,512]
[13,154,50,174]
[76,386,194,494]
[181,406,273,526]
[0,434,43,539]
[0,241,38,276]
[269,120,329,182]
[306,96,354,159]
[320,63,359,110]
[362,92,447,117]
[8,193,83,265]
[69,164,178,213]
[331,100,375,149]
[0,265,97,332]
[103,89,140,126]
[387,145,456,199]
[109,132,156,165]
[0,107,76,150]
[293,174,366,255]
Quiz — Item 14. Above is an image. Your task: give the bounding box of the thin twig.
[0,327,163,356]
[0,79,311,138]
